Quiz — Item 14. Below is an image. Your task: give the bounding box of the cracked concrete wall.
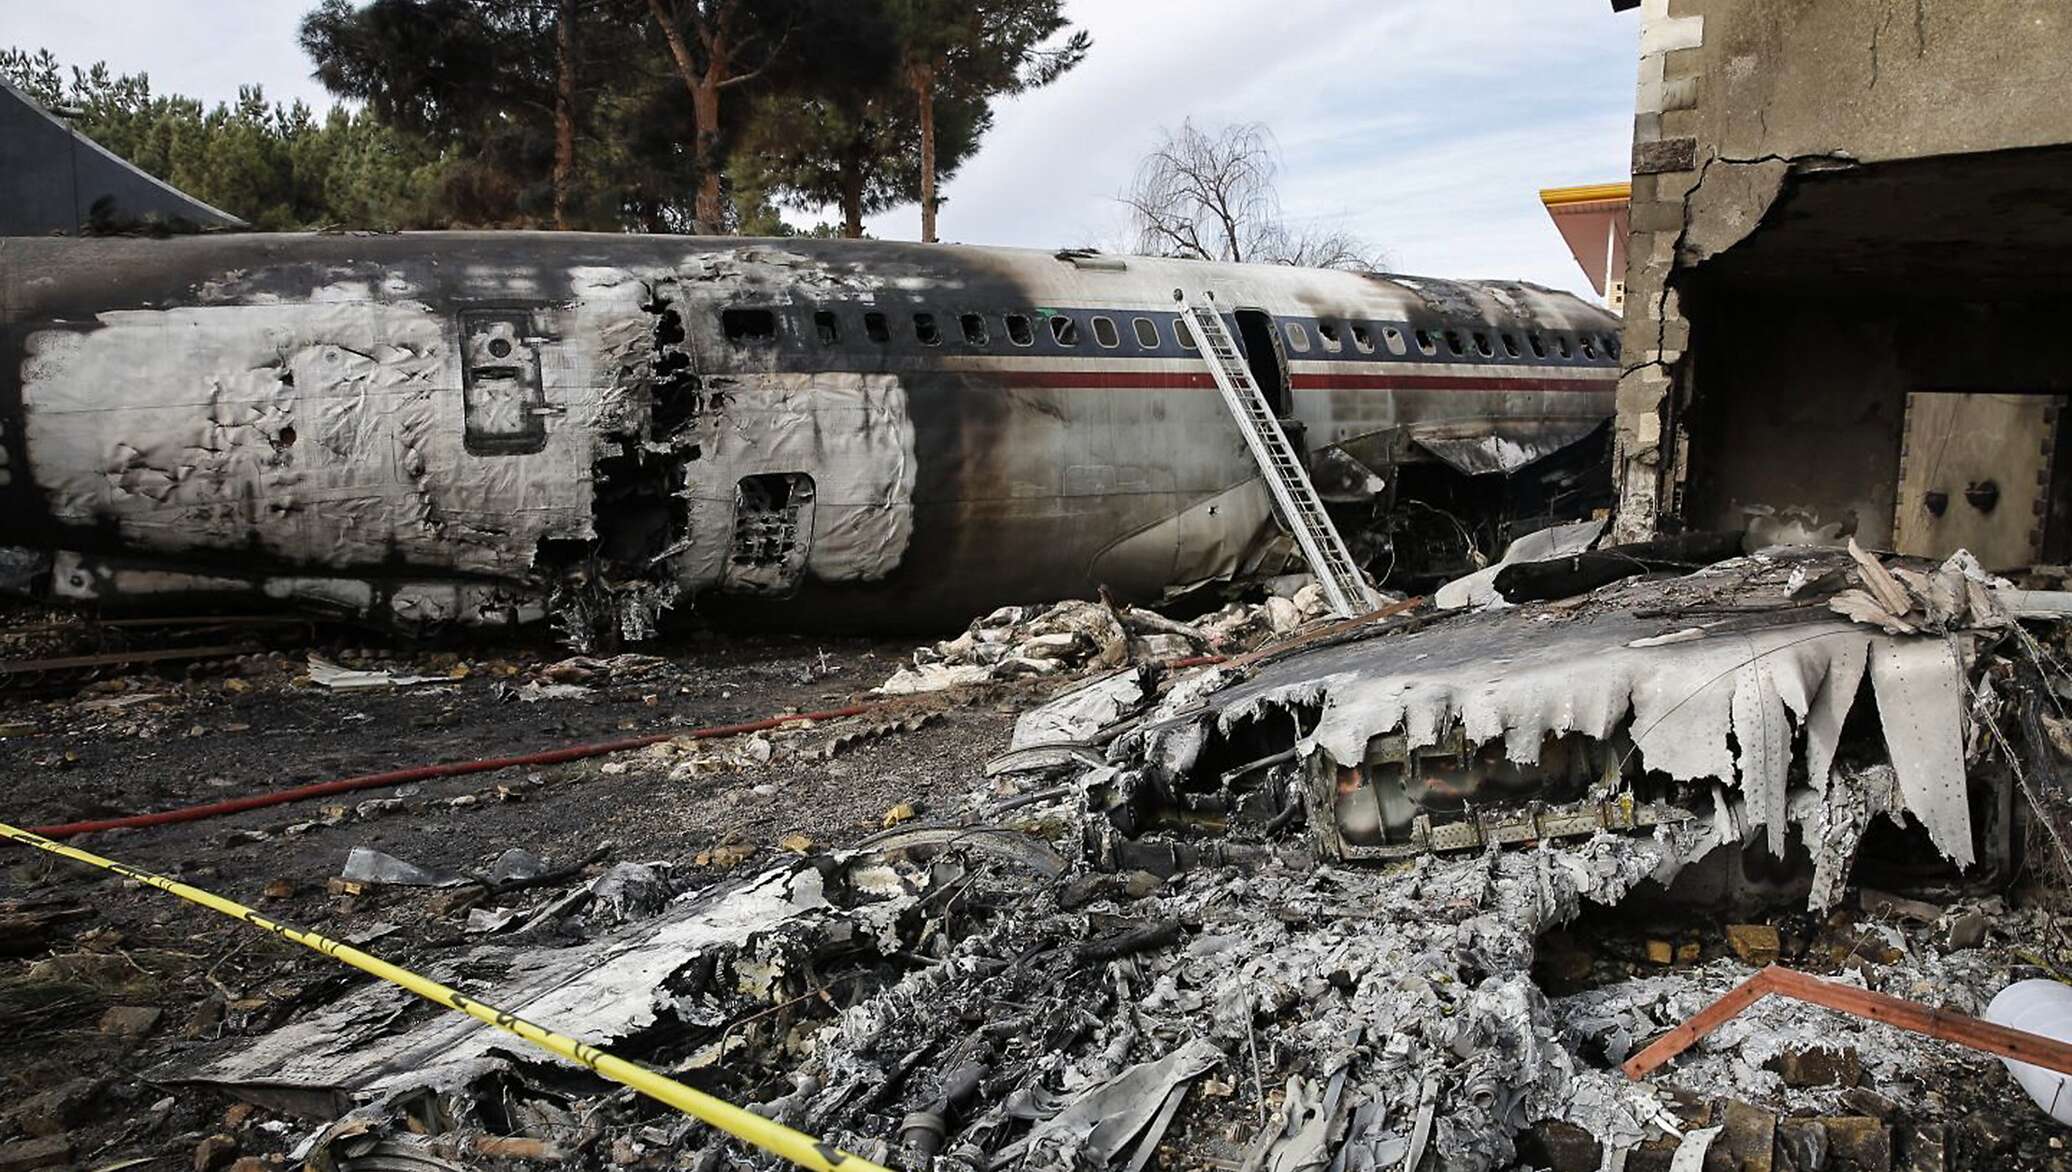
[1613,0,2072,541]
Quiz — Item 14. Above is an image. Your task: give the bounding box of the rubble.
[876,582,1344,695]
[9,541,2072,1172]
[304,656,450,690]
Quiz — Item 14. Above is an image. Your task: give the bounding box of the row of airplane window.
[720,307,1620,364]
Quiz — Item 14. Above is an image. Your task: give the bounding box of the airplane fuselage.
[0,233,1619,635]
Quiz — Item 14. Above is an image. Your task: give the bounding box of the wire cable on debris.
[0,819,893,1172]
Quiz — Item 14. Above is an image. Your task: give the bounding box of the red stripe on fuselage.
[980,369,1613,393]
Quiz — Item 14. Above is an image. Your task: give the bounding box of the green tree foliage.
[888,0,1088,241]
[733,0,1085,240]
[2,46,449,230]
[7,0,1090,239]
[301,0,701,230]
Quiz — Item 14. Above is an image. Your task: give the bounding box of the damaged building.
[1611,0,2072,561]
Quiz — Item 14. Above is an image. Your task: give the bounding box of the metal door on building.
[1893,391,2063,569]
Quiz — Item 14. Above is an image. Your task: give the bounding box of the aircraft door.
[460,310,549,455]
[721,472,816,595]
[1233,309,1293,417]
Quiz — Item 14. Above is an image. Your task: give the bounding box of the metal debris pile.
[876,581,1341,695]
[17,541,2072,1172]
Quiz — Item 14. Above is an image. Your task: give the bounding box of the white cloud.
[867,0,1640,296]
[5,1,330,111]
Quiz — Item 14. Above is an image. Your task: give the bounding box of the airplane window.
[1579,334,1598,359]
[915,312,942,346]
[1005,313,1034,346]
[1527,332,1547,358]
[813,310,840,346]
[722,308,777,343]
[1382,326,1407,356]
[1133,317,1159,348]
[1500,333,1520,358]
[1443,329,1465,357]
[1049,314,1079,346]
[1349,323,1374,354]
[1471,331,1494,358]
[1555,333,1572,358]
[1092,316,1121,348]
[1602,332,1622,359]
[865,312,890,343]
[1412,328,1437,356]
[1173,320,1197,350]
[1316,321,1342,352]
[1285,322,1311,352]
[959,313,988,346]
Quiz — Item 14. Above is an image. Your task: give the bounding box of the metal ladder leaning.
[1177,297,1377,618]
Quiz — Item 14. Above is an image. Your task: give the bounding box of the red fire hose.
[29,704,875,839]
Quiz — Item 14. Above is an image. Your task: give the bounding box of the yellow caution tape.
[0,820,889,1172]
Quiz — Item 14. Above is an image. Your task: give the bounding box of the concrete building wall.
[1613,0,2072,554]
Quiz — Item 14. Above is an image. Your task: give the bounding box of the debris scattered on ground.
[11,540,2072,1171]
[876,581,1346,694]
[305,655,450,690]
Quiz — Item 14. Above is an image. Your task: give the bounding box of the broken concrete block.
[1817,1118,1890,1172]
[1954,1114,2012,1158]
[1943,911,1987,950]
[1518,1121,1602,1172]
[1838,1088,1899,1120]
[1720,1100,1777,1172]
[1769,1045,1862,1088]
[1662,1087,1714,1129]
[98,1004,163,1037]
[1896,1123,1945,1172]
[1646,939,1676,965]
[193,1134,239,1172]
[1857,888,1941,924]
[1726,923,1782,965]
[4,1077,102,1137]
[1777,1119,1829,1172]
[0,1135,72,1172]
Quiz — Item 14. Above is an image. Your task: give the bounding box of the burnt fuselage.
[0,233,1618,634]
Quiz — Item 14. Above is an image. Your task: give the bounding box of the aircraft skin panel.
[0,233,1620,633]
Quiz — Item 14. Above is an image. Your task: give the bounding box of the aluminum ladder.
[1178,297,1376,617]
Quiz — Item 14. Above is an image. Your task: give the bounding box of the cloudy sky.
[4,0,1638,296]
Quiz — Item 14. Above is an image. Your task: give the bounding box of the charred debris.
[8,532,2072,1172]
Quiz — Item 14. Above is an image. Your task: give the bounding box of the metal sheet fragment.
[1867,636,1974,866]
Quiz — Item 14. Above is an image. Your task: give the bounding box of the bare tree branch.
[1119,120,1387,271]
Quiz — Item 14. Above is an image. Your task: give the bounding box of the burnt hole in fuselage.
[646,298,718,449]
[593,446,688,568]
[731,473,810,567]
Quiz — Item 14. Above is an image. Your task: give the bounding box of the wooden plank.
[1762,966,2072,1076]
[1623,964,2072,1081]
[1621,968,1777,1079]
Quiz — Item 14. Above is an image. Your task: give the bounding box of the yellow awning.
[1539,182,1632,209]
